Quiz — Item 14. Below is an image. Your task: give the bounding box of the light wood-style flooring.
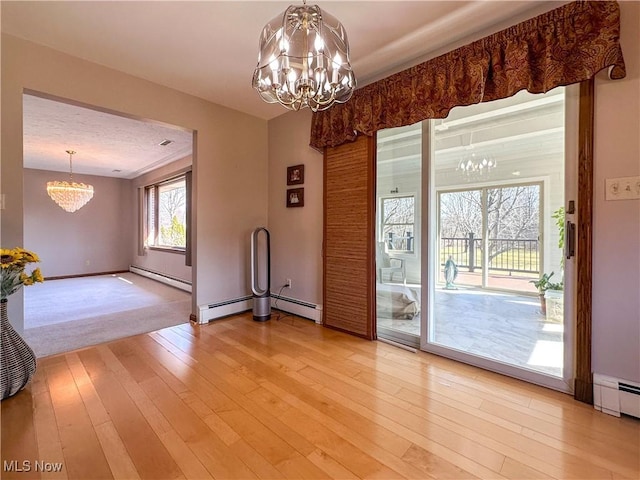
[2,313,638,479]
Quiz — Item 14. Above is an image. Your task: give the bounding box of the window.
[438,183,542,278]
[145,175,187,250]
[380,195,415,253]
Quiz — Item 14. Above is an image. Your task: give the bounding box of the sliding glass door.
[376,86,576,391]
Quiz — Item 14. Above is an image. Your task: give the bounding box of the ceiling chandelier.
[456,132,497,177]
[252,1,356,112]
[457,150,498,177]
[46,150,94,213]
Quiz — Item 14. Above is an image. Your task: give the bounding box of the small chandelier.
[252,1,356,112]
[47,150,94,212]
[457,151,498,177]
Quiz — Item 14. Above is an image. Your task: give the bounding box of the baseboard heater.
[129,265,192,293]
[198,295,253,324]
[271,294,323,324]
[197,294,322,325]
[593,373,640,418]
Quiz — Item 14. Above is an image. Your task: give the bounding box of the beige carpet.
[23,273,191,358]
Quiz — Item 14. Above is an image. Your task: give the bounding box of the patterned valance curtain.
[310,0,626,149]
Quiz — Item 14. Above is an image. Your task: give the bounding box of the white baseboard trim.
[130,265,192,293]
[198,296,252,324]
[271,294,323,324]
[593,373,640,419]
[198,294,322,325]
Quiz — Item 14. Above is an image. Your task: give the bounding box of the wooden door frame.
[574,79,595,404]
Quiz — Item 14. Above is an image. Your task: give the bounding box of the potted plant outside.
[530,271,555,315]
[544,280,564,322]
[552,207,565,268]
[542,206,566,321]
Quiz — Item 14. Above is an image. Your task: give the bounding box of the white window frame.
[380,195,416,254]
[144,174,187,253]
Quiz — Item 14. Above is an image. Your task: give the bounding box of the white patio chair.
[377,242,406,284]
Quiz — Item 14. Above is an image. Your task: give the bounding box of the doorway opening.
[21,92,195,357]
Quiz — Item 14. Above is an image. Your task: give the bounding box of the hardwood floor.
[2,312,638,479]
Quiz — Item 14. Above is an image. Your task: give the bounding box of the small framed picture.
[286,188,304,208]
[287,164,304,185]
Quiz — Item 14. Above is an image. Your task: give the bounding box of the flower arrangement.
[1,248,43,300]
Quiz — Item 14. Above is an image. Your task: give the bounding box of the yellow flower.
[32,268,44,283]
[1,247,43,299]
[15,248,40,263]
[1,251,19,269]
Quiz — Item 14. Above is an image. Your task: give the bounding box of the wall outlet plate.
[605,175,640,201]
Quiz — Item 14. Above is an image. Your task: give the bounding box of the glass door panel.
[485,183,541,293]
[376,123,422,347]
[438,189,483,288]
[425,88,572,389]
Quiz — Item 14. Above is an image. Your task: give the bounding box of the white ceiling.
[23,94,193,179]
[2,1,565,178]
[377,88,565,179]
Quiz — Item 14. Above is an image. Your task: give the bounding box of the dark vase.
[1,299,37,399]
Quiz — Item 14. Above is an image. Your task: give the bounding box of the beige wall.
[131,155,192,283]
[267,110,324,306]
[592,1,640,383]
[1,34,268,332]
[23,168,133,278]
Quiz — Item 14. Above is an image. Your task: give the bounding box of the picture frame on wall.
[287,164,304,185]
[286,188,304,208]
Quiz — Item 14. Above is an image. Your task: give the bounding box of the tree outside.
[381,196,415,252]
[440,184,540,274]
[158,182,186,248]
